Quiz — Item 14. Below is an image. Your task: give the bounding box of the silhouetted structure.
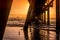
[56,0,60,40]
[23,0,54,40]
[31,17,41,40]
[23,0,46,40]
[0,0,13,40]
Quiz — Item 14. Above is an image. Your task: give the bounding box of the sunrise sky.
[9,0,56,19]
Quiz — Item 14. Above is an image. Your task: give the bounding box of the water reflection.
[3,26,56,40]
[40,27,56,40]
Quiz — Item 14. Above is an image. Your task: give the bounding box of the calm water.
[3,27,25,40]
[3,26,56,40]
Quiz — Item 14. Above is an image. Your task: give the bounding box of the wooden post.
[44,11,46,24]
[47,0,50,40]
[56,0,60,40]
[0,0,13,40]
[47,6,50,25]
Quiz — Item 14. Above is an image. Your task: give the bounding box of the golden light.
[50,0,56,19]
[9,0,30,18]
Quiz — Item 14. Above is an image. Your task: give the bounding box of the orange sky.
[50,0,56,19]
[9,0,56,19]
[9,0,29,18]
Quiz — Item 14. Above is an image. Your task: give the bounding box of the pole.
[0,0,13,40]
